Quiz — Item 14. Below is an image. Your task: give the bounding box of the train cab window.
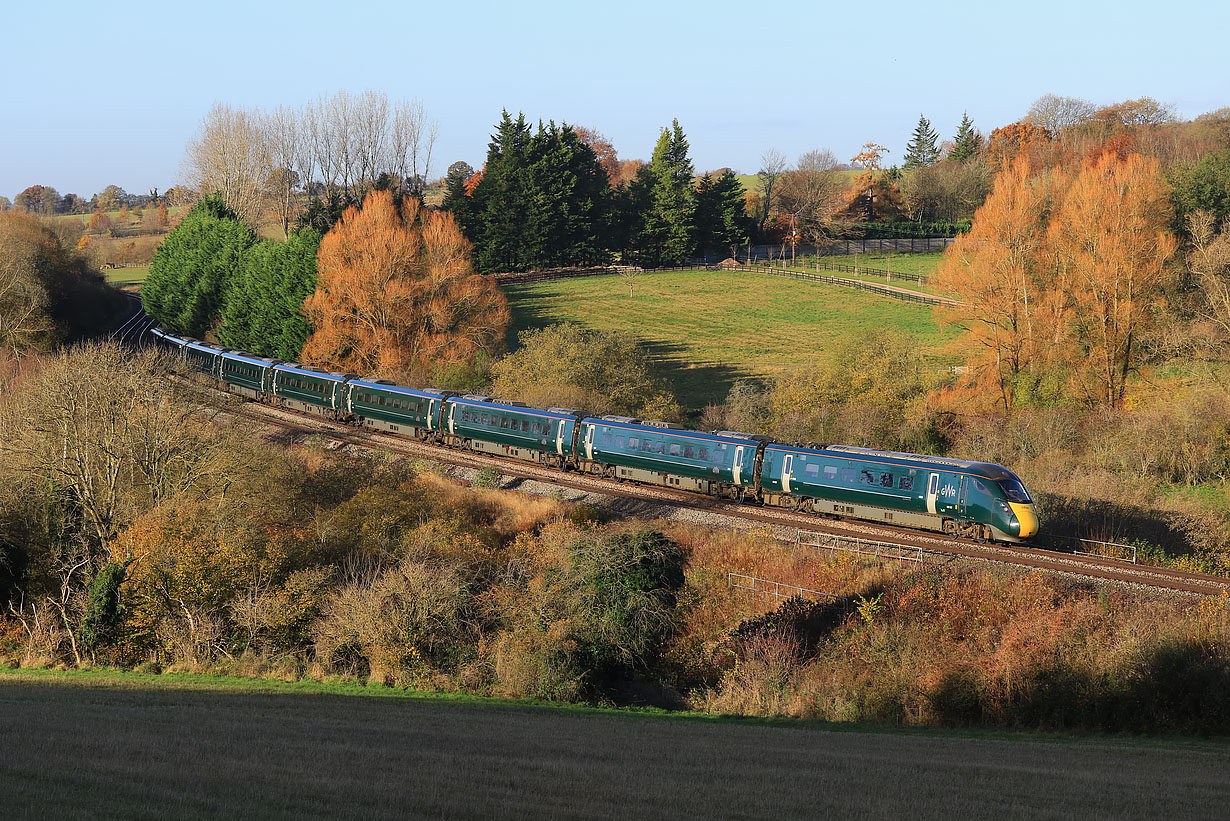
[805,463,820,478]
[615,436,626,449]
[668,443,681,457]
[823,465,838,480]
[859,470,875,485]
[683,445,695,459]
[698,447,709,461]
[898,475,914,491]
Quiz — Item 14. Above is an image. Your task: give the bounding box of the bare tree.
[1025,94,1098,136]
[778,149,847,250]
[263,104,303,238]
[757,148,787,230]
[354,89,391,192]
[389,98,439,197]
[0,212,54,353]
[182,102,270,226]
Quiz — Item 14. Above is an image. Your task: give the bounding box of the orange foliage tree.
[936,153,1176,410]
[301,190,509,381]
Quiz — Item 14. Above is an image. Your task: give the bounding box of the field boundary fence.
[491,262,960,307]
[794,529,927,564]
[727,572,848,604]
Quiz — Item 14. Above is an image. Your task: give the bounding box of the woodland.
[2,93,1230,730]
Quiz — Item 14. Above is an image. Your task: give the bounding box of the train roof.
[273,362,353,381]
[584,418,763,446]
[220,349,280,367]
[785,444,1021,481]
[348,378,447,399]
[449,394,578,420]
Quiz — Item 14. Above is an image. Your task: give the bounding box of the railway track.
[200,386,1230,598]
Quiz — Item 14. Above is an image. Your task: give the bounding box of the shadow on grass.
[1036,492,1217,559]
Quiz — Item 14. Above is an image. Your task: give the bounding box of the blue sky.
[2,0,1227,200]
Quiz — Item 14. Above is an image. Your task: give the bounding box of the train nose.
[1010,503,1039,539]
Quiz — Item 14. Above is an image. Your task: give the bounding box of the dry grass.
[1,668,1227,819]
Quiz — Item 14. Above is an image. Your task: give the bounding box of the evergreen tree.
[637,119,695,267]
[473,111,534,273]
[441,160,476,235]
[950,112,982,162]
[142,195,256,337]
[218,229,321,359]
[903,114,941,169]
[692,171,751,257]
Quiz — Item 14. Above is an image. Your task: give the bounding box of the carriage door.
[926,473,940,514]
[584,426,594,460]
[733,446,746,486]
[556,421,566,455]
[781,454,794,493]
[427,399,436,430]
[447,403,456,435]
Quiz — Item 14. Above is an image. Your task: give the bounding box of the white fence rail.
[794,530,926,564]
[727,573,847,604]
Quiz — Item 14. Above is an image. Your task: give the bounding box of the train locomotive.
[148,327,1041,543]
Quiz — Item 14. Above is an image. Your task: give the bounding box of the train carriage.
[348,380,451,437]
[580,418,764,494]
[760,444,1039,541]
[181,339,228,380]
[219,350,280,399]
[272,364,352,417]
[445,395,582,467]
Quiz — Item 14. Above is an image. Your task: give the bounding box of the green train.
[149,327,1040,543]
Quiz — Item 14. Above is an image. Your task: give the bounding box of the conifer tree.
[903,114,940,169]
[693,171,750,257]
[638,119,695,267]
[949,112,982,162]
[142,195,255,337]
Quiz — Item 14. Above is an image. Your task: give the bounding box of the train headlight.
[995,500,1012,516]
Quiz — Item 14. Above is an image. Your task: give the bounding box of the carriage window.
[532,421,542,435]
[683,445,695,459]
[481,414,489,425]
[378,395,385,406]
[880,473,894,488]
[627,437,638,450]
[644,439,656,452]
[602,432,613,447]
[823,465,838,480]
[615,436,626,449]
[898,475,914,491]
[500,417,509,429]
[711,448,725,464]
[858,470,874,485]
[668,443,681,457]
[805,463,820,478]
[698,447,709,461]
[521,420,531,432]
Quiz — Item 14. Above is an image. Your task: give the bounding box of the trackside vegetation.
[1,346,1229,734]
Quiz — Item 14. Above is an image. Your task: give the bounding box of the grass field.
[503,269,958,408]
[2,667,1227,819]
[103,266,150,286]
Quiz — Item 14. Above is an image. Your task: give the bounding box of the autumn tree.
[937,153,1177,410]
[987,121,1053,166]
[573,125,622,186]
[1025,94,1097,136]
[849,142,890,222]
[14,185,59,215]
[95,185,127,212]
[301,190,509,381]
[1047,153,1177,406]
